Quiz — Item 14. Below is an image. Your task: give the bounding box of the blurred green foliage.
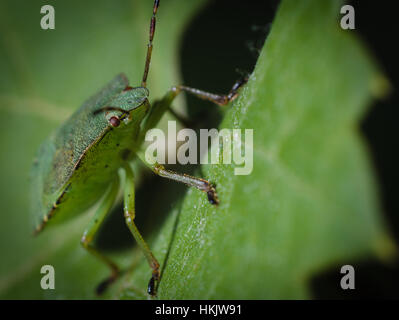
[0,0,394,299]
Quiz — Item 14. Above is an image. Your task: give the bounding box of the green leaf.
[0,0,394,300]
[118,0,394,299]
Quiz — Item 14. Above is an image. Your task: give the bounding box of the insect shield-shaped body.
[30,74,148,233]
[30,0,246,297]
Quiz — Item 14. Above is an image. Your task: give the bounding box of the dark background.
[178,0,399,299]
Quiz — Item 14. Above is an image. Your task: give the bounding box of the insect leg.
[141,76,248,138]
[123,163,160,296]
[173,76,248,106]
[80,177,120,295]
[136,152,219,205]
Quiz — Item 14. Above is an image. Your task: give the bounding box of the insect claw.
[147,275,156,296]
[147,267,160,296]
[206,184,219,205]
[207,190,219,205]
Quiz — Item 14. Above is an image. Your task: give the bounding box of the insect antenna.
[141,0,160,88]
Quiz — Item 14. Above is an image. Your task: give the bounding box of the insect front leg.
[141,76,248,137]
[80,177,120,295]
[171,76,248,106]
[123,163,160,296]
[137,152,219,205]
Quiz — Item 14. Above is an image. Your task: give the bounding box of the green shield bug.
[31,0,247,296]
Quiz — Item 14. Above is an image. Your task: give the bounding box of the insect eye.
[109,116,120,127]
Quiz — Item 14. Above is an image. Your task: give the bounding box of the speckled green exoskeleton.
[30,0,246,296]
